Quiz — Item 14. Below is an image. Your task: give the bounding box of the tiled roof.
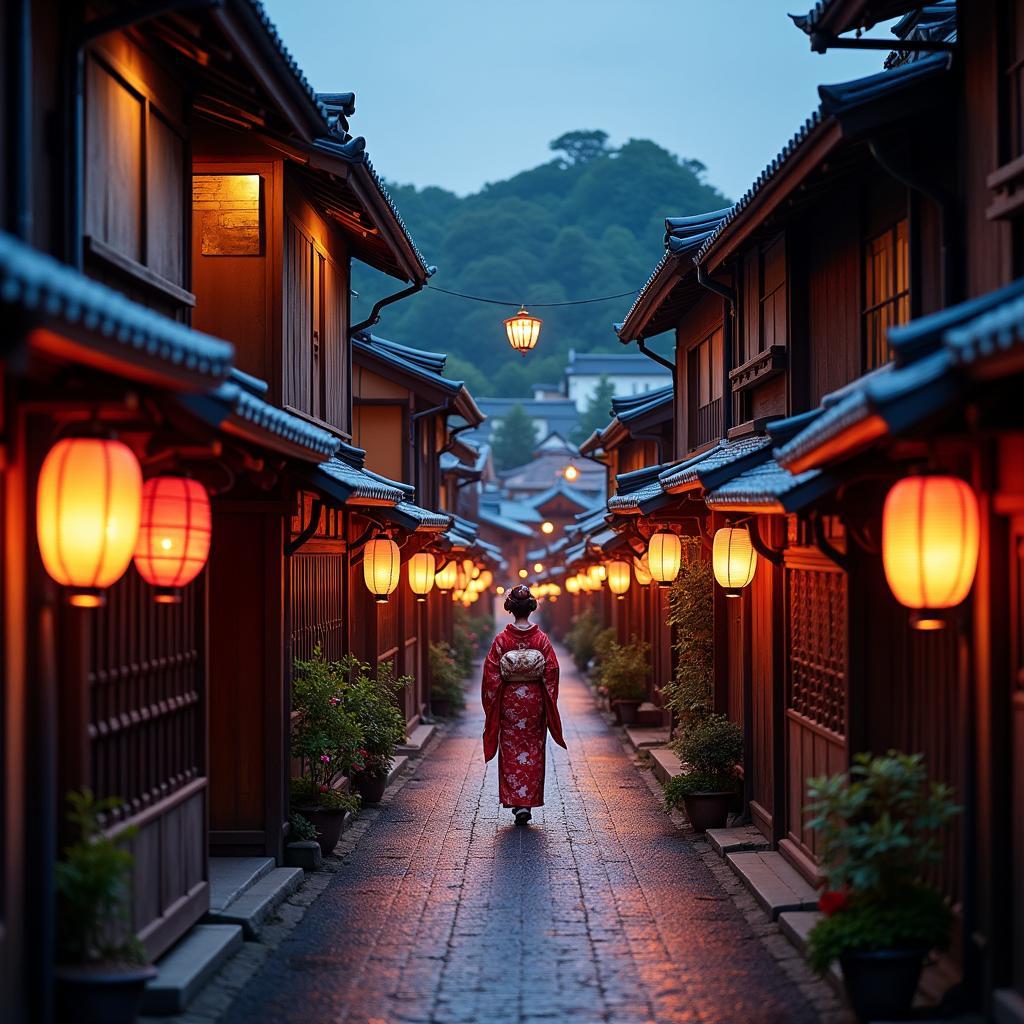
[311,457,405,505]
[705,459,833,513]
[0,231,233,384]
[528,481,596,512]
[606,480,665,514]
[382,501,451,532]
[478,508,535,538]
[354,331,461,394]
[611,384,674,426]
[183,370,338,459]
[943,290,1024,372]
[565,351,673,377]
[659,435,773,492]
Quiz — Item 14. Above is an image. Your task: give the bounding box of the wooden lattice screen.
[290,552,346,662]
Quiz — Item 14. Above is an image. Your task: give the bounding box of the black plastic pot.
[55,964,158,1024]
[839,948,926,1022]
[354,769,388,805]
[296,805,348,855]
[614,699,642,725]
[681,791,733,833]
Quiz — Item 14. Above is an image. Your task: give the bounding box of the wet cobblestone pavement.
[220,649,819,1024]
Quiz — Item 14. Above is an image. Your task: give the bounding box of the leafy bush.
[340,656,409,776]
[289,811,320,842]
[452,605,489,675]
[663,540,714,730]
[55,789,147,966]
[663,771,736,807]
[595,634,650,702]
[290,778,361,814]
[564,609,604,671]
[429,641,467,712]
[805,751,961,974]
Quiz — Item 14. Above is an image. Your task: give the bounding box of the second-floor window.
[863,219,909,370]
[688,327,724,449]
[740,234,787,367]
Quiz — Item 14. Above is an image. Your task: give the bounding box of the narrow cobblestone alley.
[220,650,820,1024]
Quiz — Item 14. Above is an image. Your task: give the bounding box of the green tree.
[491,403,540,470]
[572,375,617,442]
[550,130,611,166]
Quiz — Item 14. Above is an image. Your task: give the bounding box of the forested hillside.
[352,131,730,397]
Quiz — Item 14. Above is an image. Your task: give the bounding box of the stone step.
[141,924,243,1015]
[206,866,303,939]
[396,722,436,754]
[387,754,409,785]
[778,912,843,993]
[706,825,770,858]
[648,746,683,786]
[726,851,819,920]
[624,726,671,752]
[207,856,274,912]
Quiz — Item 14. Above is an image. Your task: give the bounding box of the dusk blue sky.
[263,1,891,201]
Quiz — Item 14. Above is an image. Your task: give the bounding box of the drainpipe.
[868,138,955,308]
[696,261,737,436]
[636,338,674,373]
[10,0,32,240]
[350,277,432,337]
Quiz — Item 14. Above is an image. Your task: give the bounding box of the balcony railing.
[689,397,723,450]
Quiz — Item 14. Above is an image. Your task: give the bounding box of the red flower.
[319,784,329,794]
[818,890,849,917]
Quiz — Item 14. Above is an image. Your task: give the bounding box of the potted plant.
[291,650,364,853]
[596,635,650,724]
[805,751,959,1022]
[428,640,466,718]
[54,789,157,1024]
[664,713,742,832]
[342,655,409,804]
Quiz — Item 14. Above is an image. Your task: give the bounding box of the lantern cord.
[423,285,638,308]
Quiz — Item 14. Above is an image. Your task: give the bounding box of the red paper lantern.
[133,477,212,603]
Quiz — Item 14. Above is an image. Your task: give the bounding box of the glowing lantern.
[463,558,479,580]
[407,552,436,602]
[466,589,479,604]
[633,555,653,586]
[564,464,579,482]
[549,584,561,597]
[529,585,540,598]
[566,576,580,595]
[133,476,211,603]
[541,521,554,535]
[504,307,542,355]
[496,585,506,595]
[478,569,493,590]
[534,562,544,573]
[456,564,468,590]
[712,527,758,598]
[363,537,400,603]
[518,568,528,579]
[36,438,143,607]
[882,475,980,629]
[607,559,631,599]
[587,564,607,585]
[648,531,682,588]
[452,588,464,602]
[435,561,458,594]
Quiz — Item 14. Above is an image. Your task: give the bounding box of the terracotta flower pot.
[681,791,733,833]
[613,699,642,725]
[354,769,388,805]
[839,948,926,1022]
[296,805,348,855]
[55,963,158,1024]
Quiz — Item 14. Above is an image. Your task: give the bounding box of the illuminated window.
[863,219,909,370]
[193,174,263,256]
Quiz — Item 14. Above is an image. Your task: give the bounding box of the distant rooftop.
[565,350,672,377]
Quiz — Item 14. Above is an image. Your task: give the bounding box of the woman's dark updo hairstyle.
[503,583,537,617]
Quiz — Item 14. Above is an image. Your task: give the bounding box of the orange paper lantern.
[648,531,682,587]
[134,476,211,603]
[36,438,143,607]
[364,537,400,603]
[883,475,980,629]
[435,561,458,594]
[408,552,436,602]
[504,307,542,355]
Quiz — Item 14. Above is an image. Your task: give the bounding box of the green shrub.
[564,609,603,671]
[663,540,714,729]
[804,751,960,974]
[669,713,742,794]
[340,656,409,776]
[55,789,147,966]
[290,778,361,814]
[595,634,650,702]
[429,640,467,712]
[663,770,737,807]
[289,811,320,842]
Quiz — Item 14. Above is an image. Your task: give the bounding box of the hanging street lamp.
[563,463,579,482]
[36,437,143,607]
[434,560,458,594]
[712,526,758,598]
[588,564,607,585]
[882,475,980,629]
[606,559,631,599]
[647,531,682,588]
[407,551,436,602]
[566,576,581,595]
[504,307,542,355]
[363,536,401,603]
[133,476,212,604]
[541,520,554,535]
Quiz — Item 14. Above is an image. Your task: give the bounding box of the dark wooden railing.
[689,397,723,450]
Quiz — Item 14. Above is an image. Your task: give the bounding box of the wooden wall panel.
[290,552,346,663]
[353,404,405,481]
[147,112,185,285]
[324,256,350,434]
[283,218,313,413]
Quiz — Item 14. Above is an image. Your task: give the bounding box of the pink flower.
[320,754,331,764]
[329,697,341,706]
[319,785,329,794]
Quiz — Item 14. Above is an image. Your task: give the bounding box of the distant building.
[564,349,672,412]
[468,397,579,447]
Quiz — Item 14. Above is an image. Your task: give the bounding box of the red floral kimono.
[482,624,566,807]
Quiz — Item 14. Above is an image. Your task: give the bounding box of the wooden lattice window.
[863,219,909,371]
[290,554,346,663]
[788,568,847,738]
[687,327,724,450]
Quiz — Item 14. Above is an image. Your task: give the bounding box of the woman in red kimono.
[482,584,566,825]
